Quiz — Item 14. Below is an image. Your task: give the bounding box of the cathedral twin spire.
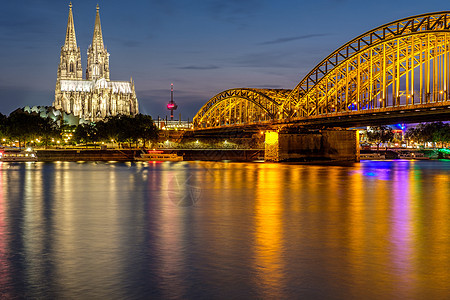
[54,3,139,121]
[58,2,82,80]
[86,4,110,81]
[91,4,104,51]
[59,3,110,81]
[63,2,77,51]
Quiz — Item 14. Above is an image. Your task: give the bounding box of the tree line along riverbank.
[0,110,158,149]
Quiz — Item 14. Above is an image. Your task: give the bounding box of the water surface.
[0,160,449,299]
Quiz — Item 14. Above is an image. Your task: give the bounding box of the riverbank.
[36,149,140,162]
[32,148,449,162]
[35,149,264,162]
[360,148,450,159]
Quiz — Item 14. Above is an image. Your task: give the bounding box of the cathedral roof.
[60,79,133,94]
[64,2,78,50]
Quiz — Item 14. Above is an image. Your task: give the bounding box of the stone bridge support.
[264,129,359,162]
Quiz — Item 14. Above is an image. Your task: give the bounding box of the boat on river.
[0,148,38,162]
[136,150,183,162]
[398,152,429,160]
[360,153,385,160]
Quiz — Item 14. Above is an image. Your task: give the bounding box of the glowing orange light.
[265,131,279,145]
[148,150,164,154]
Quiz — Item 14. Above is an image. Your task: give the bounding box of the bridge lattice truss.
[194,12,450,129]
[194,88,291,127]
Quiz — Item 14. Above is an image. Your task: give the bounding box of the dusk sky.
[1,0,449,119]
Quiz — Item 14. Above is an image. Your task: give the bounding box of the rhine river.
[0,160,449,299]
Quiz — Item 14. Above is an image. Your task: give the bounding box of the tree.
[0,113,7,143]
[6,110,43,148]
[96,114,158,148]
[404,127,420,145]
[429,122,449,148]
[405,122,450,148]
[366,125,394,152]
[38,116,60,148]
[117,115,138,147]
[442,123,450,147]
[74,123,98,146]
[133,114,158,148]
[96,116,121,146]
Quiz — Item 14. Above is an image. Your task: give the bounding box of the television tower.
[167,83,178,120]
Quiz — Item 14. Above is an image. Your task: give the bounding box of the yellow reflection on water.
[23,163,47,291]
[0,160,448,298]
[347,165,368,290]
[50,162,128,298]
[416,170,450,294]
[253,164,284,296]
[0,163,12,295]
[152,163,187,299]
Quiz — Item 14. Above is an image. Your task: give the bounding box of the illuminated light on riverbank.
[265,131,278,145]
[438,148,450,155]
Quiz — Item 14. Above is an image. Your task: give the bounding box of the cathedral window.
[70,62,74,73]
[93,65,99,77]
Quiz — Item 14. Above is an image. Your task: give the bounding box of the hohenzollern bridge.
[193,12,450,130]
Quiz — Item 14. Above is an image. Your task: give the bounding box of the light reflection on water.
[0,160,449,298]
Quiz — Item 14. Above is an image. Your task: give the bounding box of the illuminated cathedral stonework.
[53,3,139,122]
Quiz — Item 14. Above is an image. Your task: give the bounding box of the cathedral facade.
[53,3,139,122]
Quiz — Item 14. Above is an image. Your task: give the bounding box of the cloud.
[0,15,53,36]
[259,34,329,45]
[232,51,298,68]
[108,37,142,48]
[136,88,211,119]
[206,0,263,26]
[0,19,42,32]
[208,0,257,15]
[146,0,178,15]
[178,65,220,70]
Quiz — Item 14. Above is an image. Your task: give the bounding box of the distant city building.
[53,3,139,122]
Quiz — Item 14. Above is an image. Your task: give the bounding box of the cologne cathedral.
[53,3,139,122]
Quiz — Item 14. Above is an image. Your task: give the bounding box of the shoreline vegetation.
[0,110,158,150]
[0,109,449,161]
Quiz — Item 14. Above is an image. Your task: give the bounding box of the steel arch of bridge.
[194,88,291,128]
[285,11,450,119]
[194,12,450,129]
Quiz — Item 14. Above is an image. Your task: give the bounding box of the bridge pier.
[265,129,359,162]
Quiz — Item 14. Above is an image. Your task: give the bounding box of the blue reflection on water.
[0,160,449,299]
